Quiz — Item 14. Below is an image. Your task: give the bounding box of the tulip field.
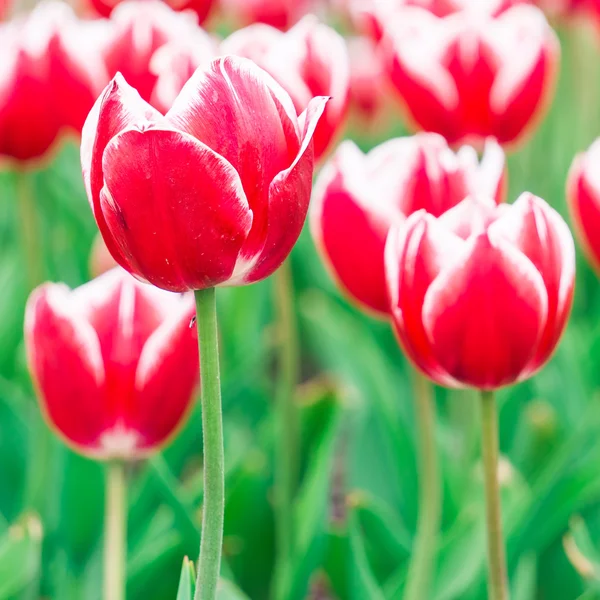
[4,0,600,599]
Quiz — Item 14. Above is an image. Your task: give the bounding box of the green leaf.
[176,557,195,600]
[0,514,42,599]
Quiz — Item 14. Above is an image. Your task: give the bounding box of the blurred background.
[2,0,600,598]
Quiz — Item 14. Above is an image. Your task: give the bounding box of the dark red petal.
[100,126,251,291]
[240,95,329,284]
[81,74,162,269]
[422,232,548,389]
[25,284,107,456]
[133,297,199,453]
[490,193,575,375]
[311,141,393,315]
[385,212,463,386]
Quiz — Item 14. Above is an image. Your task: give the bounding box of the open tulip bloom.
[81,55,328,600]
[385,192,575,599]
[382,4,559,147]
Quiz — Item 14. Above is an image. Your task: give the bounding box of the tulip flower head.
[102,0,203,106]
[383,4,559,147]
[221,16,349,162]
[87,0,215,22]
[220,0,315,29]
[311,134,506,316]
[25,269,199,459]
[81,56,329,292]
[0,2,108,163]
[567,139,600,273]
[385,194,575,389]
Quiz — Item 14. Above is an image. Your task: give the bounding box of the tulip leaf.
[176,557,196,600]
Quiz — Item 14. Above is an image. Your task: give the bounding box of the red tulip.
[102,0,201,106]
[81,56,329,292]
[385,194,575,389]
[87,0,215,22]
[0,0,11,20]
[567,139,600,273]
[311,134,506,316]
[25,269,198,459]
[0,2,108,163]
[220,0,315,29]
[220,16,349,162]
[383,5,559,146]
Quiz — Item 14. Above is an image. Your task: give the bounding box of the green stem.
[104,461,127,600]
[272,261,300,599]
[194,288,225,600]
[16,170,43,289]
[480,390,508,600]
[404,372,441,600]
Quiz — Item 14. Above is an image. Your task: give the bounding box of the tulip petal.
[100,126,252,291]
[310,141,392,315]
[238,94,329,284]
[167,56,301,259]
[490,192,575,374]
[438,195,501,240]
[25,284,107,456]
[385,212,463,386]
[422,232,548,389]
[81,74,162,269]
[134,296,198,453]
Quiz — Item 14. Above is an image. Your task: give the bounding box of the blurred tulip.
[81,56,328,292]
[221,16,349,162]
[383,5,559,146]
[220,0,315,29]
[0,0,11,19]
[25,269,198,459]
[567,139,600,273]
[102,0,202,106]
[87,0,215,22]
[311,135,506,315]
[0,2,108,163]
[385,194,575,389]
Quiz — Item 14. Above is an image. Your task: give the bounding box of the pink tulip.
[382,4,559,146]
[385,194,575,389]
[25,269,198,459]
[81,56,328,292]
[0,2,108,162]
[220,0,315,29]
[311,134,506,315]
[221,16,349,162]
[87,0,215,22]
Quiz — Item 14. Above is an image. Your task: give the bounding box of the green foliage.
[2,19,600,600]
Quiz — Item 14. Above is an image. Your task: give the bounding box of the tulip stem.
[104,461,127,600]
[272,261,300,599]
[194,287,224,600]
[16,170,43,289]
[404,372,441,600]
[479,390,508,600]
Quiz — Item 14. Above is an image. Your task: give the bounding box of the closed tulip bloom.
[567,139,600,273]
[0,2,108,162]
[25,269,198,459]
[102,1,200,105]
[383,5,559,146]
[221,16,349,162]
[311,134,506,315]
[81,56,328,292]
[385,194,575,389]
[221,0,315,29]
[88,0,215,22]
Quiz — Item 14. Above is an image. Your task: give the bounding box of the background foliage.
[2,12,600,600]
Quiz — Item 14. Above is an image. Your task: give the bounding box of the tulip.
[0,2,108,163]
[382,4,559,146]
[220,0,315,29]
[82,56,328,292]
[102,0,202,106]
[567,139,600,273]
[385,193,575,389]
[0,0,11,19]
[87,0,215,22]
[25,268,198,459]
[311,134,506,316]
[220,16,349,162]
